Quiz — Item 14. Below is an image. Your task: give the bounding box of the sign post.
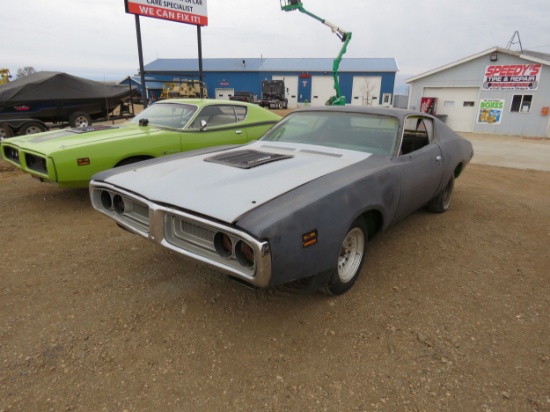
[124,0,209,107]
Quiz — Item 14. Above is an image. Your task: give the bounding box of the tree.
[360,78,378,106]
[16,67,36,79]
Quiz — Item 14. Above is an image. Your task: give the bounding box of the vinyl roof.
[144,58,399,73]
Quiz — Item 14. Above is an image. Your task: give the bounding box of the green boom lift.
[280,0,352,106]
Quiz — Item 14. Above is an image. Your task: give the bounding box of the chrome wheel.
[323,218,368,295]
[338,227,365,283]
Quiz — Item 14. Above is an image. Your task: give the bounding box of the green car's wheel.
[69,111,92,128]
[323,217,367,295]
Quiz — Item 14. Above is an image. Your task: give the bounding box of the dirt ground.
[1,142,549,411]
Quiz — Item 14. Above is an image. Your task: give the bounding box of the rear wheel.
[323,218,367,295]
[69,111,92,128]
[428,175,455,213]
[19,121,46,135]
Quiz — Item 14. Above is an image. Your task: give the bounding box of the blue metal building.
[126,57,398,108]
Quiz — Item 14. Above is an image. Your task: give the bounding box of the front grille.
[169,216,217,253]
[132,202,149,220]
[3,146,20,164]
[25,153,47,174]
[181,220,216,242]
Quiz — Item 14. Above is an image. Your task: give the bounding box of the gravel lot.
[1,129,549,411]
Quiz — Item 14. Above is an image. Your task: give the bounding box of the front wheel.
[323,218,367,295]
[428,175,455,213]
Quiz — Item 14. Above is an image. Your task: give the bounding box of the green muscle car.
[0,99,281,188]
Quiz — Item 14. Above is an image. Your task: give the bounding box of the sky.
[3,0,550,94]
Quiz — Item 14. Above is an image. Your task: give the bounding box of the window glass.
[521,95,533,112]
[463,101,475,107]
[235,106,247,121]
[129,103,197,128]
[261,112,399,155]
[511,95,533,112]
[188,105,247,129]
[400,116,434,155]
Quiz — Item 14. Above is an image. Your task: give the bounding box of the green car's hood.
[5,124,162,154]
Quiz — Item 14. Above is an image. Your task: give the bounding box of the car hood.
[4,124,164,154]
[101,141,372,223]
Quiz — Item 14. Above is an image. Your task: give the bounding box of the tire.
[323,217,368,295]
[19,121,46,135]
[0,124,14,141]
[69,111,92,128]
[428,175,455,213]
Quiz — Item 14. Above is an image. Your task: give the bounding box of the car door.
[182,104,249,150]
[392,116,444,221]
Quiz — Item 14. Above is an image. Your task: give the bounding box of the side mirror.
[200,119,207,131]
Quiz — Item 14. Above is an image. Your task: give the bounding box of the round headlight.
[113,194,125,215]
[100,190,112,210]
[235,241,255,268]
[214,232,233,258]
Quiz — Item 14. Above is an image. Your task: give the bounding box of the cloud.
[2,0,549,87]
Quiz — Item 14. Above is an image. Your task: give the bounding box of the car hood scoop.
[69,125,119,134]
[204,150,293,169]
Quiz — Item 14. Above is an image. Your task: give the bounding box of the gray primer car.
[90,106,474,295]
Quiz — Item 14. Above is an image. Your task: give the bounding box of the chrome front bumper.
[89,181,272,288]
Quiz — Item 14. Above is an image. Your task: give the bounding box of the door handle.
[435,155,442,161]
[235,130,242,134]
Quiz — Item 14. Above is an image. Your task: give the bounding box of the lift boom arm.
[280,0,352,105]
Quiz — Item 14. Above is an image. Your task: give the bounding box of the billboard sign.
[482,64,542,91]
[477,99,505,125]
[125,0,208,26]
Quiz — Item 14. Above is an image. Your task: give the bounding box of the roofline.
[144,57,399,73]
[406,47,550,83]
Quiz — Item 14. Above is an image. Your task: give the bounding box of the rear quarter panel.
[433,120,474,186]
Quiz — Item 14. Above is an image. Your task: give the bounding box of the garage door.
[273,76,298,108]
[351,76,382,106]
[215,88,234,100]
[311,76,337,107]
[424,87,479,132]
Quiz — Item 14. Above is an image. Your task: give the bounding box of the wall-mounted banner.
[125,0,208,26]
[482,64,542,91]
[477,99,505,125]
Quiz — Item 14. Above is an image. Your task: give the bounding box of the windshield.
[129,102,198,129]
[260,111,400,155]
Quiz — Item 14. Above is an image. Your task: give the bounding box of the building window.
[463,101,475,107]
[511,95,533,112]
[444,101,455,107]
